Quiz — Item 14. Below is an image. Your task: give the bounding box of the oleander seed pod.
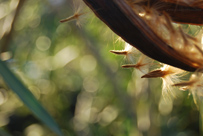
[82,0,203,72]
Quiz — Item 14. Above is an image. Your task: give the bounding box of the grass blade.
[0,60,63,136]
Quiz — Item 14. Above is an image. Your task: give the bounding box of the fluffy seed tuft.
[122,55,153,73]
[60,0,87,27]
[142,65,185,99]
[110,43,139,63]
[174,69,203,107]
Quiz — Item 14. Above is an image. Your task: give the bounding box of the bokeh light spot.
[83,76,99,93]
[52,46,79,69]
[159,98,173,115]
[36,36,51,51]
[80,55,97,72]
[24,124,44,136]
[0,51,12,61]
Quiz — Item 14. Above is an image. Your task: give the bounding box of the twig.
[0,0,26,53]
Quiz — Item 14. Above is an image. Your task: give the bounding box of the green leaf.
[0,60,63,136]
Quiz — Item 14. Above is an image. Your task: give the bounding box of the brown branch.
[0,0,26,53]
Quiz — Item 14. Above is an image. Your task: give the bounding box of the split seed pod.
[82,0,203,71]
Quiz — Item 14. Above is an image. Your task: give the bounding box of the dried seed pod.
[122,55,153,73]
[160,0,203,8]
[145,0,203,25]
[110,43,139,63]
[60,0,87,27]
[60,12,85,24]
[83,0,203,71]
[173,70,203,106]
[142,65,185,98]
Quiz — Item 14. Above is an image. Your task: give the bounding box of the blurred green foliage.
[0,0,201,136]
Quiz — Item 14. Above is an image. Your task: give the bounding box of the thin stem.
[1,0,26,53]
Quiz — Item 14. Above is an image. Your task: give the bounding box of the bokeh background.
[0,0,201,136]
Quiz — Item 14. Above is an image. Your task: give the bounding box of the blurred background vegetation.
[0,0,201,136]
